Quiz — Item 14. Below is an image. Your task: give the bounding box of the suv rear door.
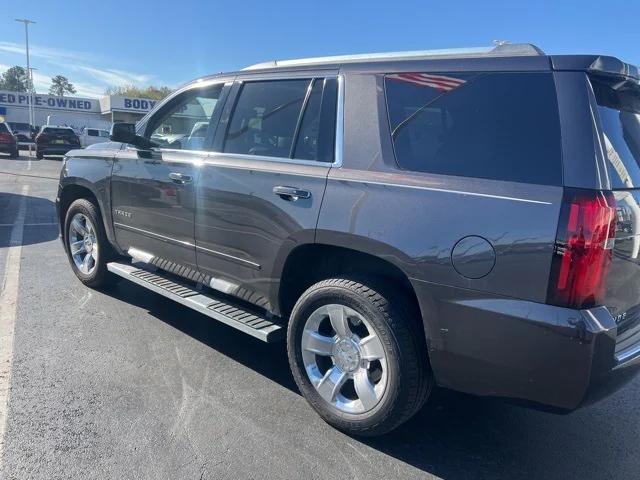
[194,73,339,310]
[111,82,230,277]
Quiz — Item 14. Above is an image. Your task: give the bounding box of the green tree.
[104,84,172,100]
[49,75,77,96]
[0,66,29,92]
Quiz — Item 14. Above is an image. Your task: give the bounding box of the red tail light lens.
[0,132,14,144]
[547,188,617,310]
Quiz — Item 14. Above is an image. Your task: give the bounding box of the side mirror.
[110,122,136,143]
[110,122,155,149]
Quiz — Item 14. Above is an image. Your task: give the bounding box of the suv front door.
[111,82,229,277]
[195,74,339,311]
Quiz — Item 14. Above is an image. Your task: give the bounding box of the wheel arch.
[276,243,426,339]
[58,181,120,253]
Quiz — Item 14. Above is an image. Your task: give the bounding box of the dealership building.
[0,90,161,130]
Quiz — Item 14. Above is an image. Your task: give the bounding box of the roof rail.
[242,43,545,71]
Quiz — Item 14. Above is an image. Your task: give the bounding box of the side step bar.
[106,262,284,342]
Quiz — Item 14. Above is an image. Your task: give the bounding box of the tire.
[36,150,43,159]
[9,147,18,159]
[287,278,432,436]
[64,198,117,288]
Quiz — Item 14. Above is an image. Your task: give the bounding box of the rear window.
[44,127,76,136]
[384,72,562,185]
[0,123,9,133]
[9,122,29,130]
[592,78,640,189]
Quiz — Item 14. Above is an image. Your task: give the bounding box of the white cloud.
[73,65,153,86]
[0,41,163,98]
[0,41,90,63]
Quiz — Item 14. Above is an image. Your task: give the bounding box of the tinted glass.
[87,129,98,136]
[385,72,562,185]
[293,79,323,160]
[147,84,223,151]
[9,122,29,130]
[44,127,76,136]
[223,79,310,157]
[592,79,640,189]
[0,123,8,133]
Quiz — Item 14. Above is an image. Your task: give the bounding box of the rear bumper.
[412,279,637,410]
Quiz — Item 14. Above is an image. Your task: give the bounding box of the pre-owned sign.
[0,91,99,112]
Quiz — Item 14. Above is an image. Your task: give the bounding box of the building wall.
[0,90,158,132]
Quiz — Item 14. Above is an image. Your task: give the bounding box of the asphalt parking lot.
[0,150,639,480]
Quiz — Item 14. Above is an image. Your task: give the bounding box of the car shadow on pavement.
[0,193,59,248]
[101,279,636,480]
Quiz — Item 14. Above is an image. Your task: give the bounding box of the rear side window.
[87,129,98,136]
[592,78,640,189]
[223,78,337,162]
[384,72,562,185]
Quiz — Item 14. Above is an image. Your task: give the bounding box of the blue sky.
[1,0,639,98]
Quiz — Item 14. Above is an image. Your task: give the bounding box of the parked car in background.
[0,122,18,158]
[35,126,80,159]
[7,121,36,143]
[79,127,110,147]
[56,43,640,436]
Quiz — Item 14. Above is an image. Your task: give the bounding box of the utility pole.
[15,18,36,146]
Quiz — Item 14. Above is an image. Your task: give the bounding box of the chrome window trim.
[334,74,344,168]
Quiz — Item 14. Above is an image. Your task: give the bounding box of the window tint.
[385,72,562,185]
[147,84,223,151]
[293,79,323,160]
[0,123,8,133]
[44,127,76,136]
[87,129,98,136]
[592,79,640,189]
[223,79,310,158]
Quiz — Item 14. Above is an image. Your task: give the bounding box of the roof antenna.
[493,40,511,46]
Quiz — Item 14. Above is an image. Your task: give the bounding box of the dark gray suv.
[56,43,640,436]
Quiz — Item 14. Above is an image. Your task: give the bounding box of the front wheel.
[287,278,432,436]
[64,198,116,288]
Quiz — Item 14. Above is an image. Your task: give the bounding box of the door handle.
[273,186,311,201]
[169,172,193,184]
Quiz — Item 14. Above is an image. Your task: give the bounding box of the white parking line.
[0,184,28,468]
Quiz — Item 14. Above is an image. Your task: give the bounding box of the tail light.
[0,132,14,144]
[547,188,617,310]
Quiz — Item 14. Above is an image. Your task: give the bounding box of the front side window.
[87,129,98,137]
[384,72,562,185]
[146,84,223,151]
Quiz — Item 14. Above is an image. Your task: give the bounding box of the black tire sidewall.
[64,199,110,286]
[287,281,409,433]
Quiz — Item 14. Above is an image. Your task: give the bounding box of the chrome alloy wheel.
[68,213,98,275]
[301,304,388,414]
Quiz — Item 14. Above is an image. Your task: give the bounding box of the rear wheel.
[36,150,43,159]
[9,147,18,158]
[64,198,116,287]
[287,278,432,436]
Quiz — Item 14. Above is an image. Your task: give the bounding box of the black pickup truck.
[57,43,640,436]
